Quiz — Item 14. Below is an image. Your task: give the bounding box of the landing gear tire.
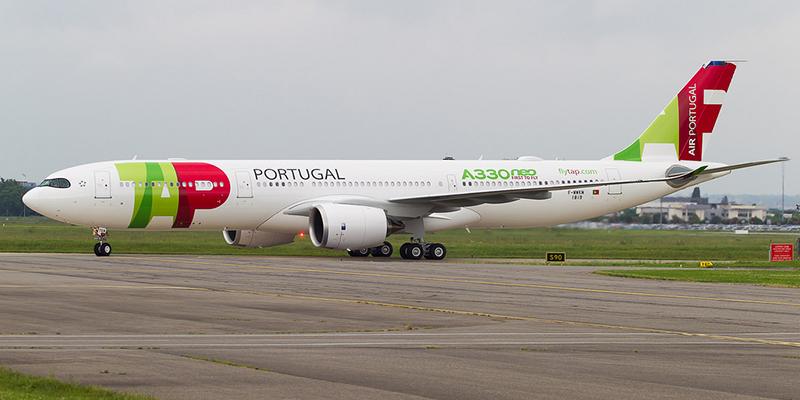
[424,243,446,260]
[399,243,410,259]
[370,242,393,257]
[94,242,111,257]
[401,243,424,260]
[348,248,371,257]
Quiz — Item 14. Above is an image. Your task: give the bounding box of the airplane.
[23,61,786,259]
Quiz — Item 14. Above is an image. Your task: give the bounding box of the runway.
[1,254,799,399]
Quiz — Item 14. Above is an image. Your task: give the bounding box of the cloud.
[1,1,799,194]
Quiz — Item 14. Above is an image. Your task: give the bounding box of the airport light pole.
[780,157,788,224]
[21,173,26,218]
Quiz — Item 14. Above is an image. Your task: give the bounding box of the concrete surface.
[1,254,799,399]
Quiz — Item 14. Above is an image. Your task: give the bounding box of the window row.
[119,181,225,188]
[311,181,433,188]
[255,181,434,188]
[462,179,603,187]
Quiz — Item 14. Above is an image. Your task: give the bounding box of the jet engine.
[309,203,388,251]
[223,230,296,248]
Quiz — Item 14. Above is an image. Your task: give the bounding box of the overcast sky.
[2,1,798,196]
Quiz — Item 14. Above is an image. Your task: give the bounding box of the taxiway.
[1,254,799,399]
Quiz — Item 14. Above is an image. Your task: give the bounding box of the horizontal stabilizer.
[698,158,788,175]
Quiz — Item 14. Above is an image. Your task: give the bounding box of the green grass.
[0,366,158,400]
[1,217,797,261]
[3,217,799,287]
[595,268,800,287]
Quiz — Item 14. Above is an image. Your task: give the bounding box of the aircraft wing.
[282,159,788,214]
[282,175,666,216]
[389,161,787,207]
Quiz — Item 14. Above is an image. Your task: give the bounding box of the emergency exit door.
[235,171,253,198]
[94,171,111,199]
[605,168,622,195]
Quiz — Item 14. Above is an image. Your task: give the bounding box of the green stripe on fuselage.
[116,162,179,228]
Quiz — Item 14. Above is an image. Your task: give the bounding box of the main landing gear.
[92,227,111,257]
[399,241,446,260]
[347,241,393,258]
[347,242,447,260]
[345,240,447,260]
[346,218,446,260]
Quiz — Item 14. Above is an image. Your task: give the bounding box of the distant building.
[661,196,708,204]
[19,181,37,189]
[636,198,766,222]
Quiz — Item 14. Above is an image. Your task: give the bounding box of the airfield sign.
[769,244,794,262]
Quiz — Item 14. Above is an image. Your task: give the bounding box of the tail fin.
[613,61,738,162]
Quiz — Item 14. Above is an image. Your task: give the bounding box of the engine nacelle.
[309,203,388,251]
[223,230,296,248]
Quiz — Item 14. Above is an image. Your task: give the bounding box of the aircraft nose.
[22,187,48,216]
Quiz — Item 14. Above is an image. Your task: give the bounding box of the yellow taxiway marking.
[169,287,800,348]
[126,256,800,307]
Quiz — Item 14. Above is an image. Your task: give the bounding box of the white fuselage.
[23,158,727,236]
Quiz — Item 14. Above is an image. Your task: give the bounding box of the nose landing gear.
[92,227,112,257]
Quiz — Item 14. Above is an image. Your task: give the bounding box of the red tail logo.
[677,62,736,161]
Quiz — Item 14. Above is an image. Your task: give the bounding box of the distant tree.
[618,208,639,224]
[639,213,652,224]
[691,187,701,198]
[688,213,701,224]
[749,216,764,225]
[670,215,684,224]
[0,178,33,216]
[710,215,722,224]
[720,195,729,205]
[766,212,781,225]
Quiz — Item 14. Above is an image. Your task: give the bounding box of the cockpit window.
[39,178,71,188]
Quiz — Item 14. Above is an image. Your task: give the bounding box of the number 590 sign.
[546,252,566,263]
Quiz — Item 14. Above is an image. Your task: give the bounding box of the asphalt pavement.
[1,254,799,399]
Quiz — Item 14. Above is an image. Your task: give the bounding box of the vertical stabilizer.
[613,61,737,162]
